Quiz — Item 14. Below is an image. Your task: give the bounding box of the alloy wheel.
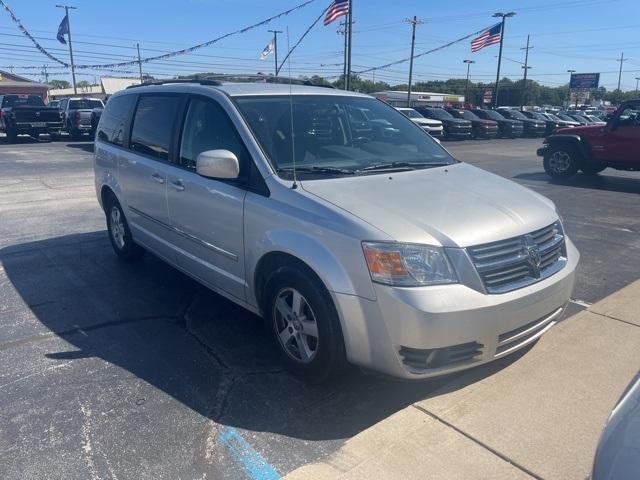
[109,206,126,250]
[273,287,319,364]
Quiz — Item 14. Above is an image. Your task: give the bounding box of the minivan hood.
[302,163,557,247]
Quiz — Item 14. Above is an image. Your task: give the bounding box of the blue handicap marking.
[219,426,281,480]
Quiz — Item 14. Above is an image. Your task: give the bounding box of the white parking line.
[570,299,592,308]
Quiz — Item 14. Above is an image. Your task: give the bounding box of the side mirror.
[607,116,618,131]
[196,150,239,180]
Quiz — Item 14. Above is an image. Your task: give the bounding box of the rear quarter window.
[97,94,137,147]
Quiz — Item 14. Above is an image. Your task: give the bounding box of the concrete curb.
[285,280,640,480]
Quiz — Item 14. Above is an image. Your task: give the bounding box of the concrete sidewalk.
[286,280,640,480]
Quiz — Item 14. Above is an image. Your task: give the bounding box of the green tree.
[48,79,70,89]
[77,80,92,88]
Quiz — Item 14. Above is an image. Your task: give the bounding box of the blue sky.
[1,0,638,91]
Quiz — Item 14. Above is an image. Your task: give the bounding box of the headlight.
[362,242,457,287]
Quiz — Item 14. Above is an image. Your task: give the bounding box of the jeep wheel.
[6,129,17,144]
[543,145,581,178]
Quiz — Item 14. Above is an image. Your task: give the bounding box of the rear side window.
[69,99,104,109]
[97,94,136,147]
[130,95,181,160]
[2,95,45,107]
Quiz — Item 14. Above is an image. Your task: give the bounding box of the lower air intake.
[399,342,484,371]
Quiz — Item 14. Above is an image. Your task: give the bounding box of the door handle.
[151,173,165,184]
[170,179,185,191]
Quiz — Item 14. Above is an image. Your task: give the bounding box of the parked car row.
[0,94,104,143]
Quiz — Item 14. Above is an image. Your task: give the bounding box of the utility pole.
[492,11,516,109]
[463,60,475,105]
[346,0,353,90]
[520,34,532,109]
[268,30,282,77]
[405,16,423,107]
[56,5,77,94]
[616,51,627,91]
[43,65,49,83]
[635,77,640,97]
[136,43,144,83]
[337,21,348,89]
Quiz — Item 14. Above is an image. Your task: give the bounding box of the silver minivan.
[94,80,578,381]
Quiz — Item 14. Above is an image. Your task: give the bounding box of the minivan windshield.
[236,95,456,178]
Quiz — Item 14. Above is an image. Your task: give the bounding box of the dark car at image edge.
[0,94,63,143]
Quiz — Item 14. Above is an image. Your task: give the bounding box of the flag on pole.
[471,23,502,52]
[56,14,69,44]
[324,0,349,26]
[260,37,275,60]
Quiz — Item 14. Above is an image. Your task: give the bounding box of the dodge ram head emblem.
[524,234,542,278]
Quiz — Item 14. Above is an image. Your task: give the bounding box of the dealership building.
[0,70,50,102]
[373,90,465,107]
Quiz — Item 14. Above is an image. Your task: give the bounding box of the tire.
[543,144,581,179]
[105,196,145,261]
[6,129,17,144]
[264,266,346,383]
[580,163,607,175]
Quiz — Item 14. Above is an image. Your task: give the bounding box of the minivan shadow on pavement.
[1,231,529,469]
[515,171,640,195]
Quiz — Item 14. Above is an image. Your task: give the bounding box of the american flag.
[324,0,349,26]
[471,23,502,52]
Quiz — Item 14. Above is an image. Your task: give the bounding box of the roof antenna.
[287,26,298,189]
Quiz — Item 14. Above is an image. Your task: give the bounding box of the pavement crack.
[412,404,542,480]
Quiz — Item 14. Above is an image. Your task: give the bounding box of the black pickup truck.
[0,94,63,143]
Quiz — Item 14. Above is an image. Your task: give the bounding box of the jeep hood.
[302,163,558,247]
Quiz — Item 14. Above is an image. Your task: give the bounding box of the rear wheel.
[264,266,346,383]
[105,197,145,261]
[543,144,581,179]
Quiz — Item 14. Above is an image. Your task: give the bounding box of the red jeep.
[538,100,640,178]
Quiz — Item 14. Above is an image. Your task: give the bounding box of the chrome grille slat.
[467,222,567,294]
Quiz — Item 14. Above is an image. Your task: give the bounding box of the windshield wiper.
[356,161,449,172]
[277,166,355,175]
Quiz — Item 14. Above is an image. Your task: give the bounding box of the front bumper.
[446,129,472,139]
[332,237,579,379]
[537,145,548,157]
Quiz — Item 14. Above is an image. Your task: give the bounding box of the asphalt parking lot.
[1,137,639,479]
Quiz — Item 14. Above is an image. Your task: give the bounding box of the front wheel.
[105,198,145,261]
[5,128,17,144]
[265,266,346,382]
[543,144,581,179]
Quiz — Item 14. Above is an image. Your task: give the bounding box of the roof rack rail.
[126,79,223,89]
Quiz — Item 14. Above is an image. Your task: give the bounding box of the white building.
[49,77,141,101]
[373,90,465,108]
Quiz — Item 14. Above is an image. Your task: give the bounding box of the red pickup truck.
[538,100,639,178]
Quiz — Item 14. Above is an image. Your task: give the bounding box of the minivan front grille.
[467,222,567,294]
[399,342,484,371]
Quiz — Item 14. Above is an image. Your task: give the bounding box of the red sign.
[483,89,493,104]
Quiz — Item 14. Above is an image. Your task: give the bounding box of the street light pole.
[635,77,640,97]
[492,11,516,109]
[463,60,475,105]
[268,30,282,77]
[56,4,77,94]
